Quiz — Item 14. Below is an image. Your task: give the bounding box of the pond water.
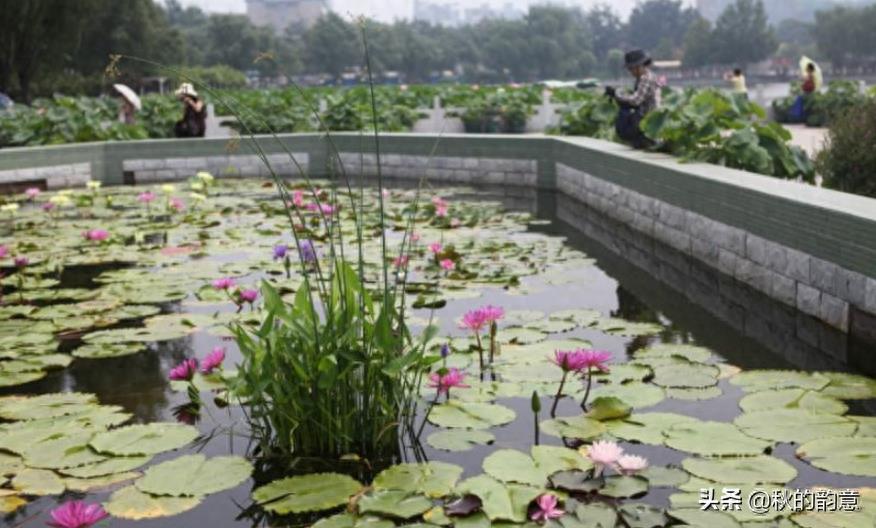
[0,178,874,528]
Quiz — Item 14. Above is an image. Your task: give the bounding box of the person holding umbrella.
[113,84,141,125]
[173,83,207,138]
[603,49,660,149]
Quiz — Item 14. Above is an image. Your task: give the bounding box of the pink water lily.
[428,242,443,254]
[137,191,156,204]
[47,500,109,528]
[578,349,612,373]
[550,350,588,373]
[410,232,421,242]
[460,309,488,332]
[306,202,335,214]
[586,440,625,477]
[42,202,55,212]
[450,218,461,228]
[0,245,7,258]
[617,454,649,475]
[201,347,225,374]
[427,368,470,396]
[13,256,28,268]
[168,197,185,211]
[212,277,236,290]
[239,289,259,304]
[82,229,109,242]
[169,358,198,381]
[481,305,504,324]
[530,493,564,523]
[440,259,455,271]
[393,255,409,268]
[292,190,304,208]
[25,187,41,200]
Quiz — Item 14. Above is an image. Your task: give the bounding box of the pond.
[0,176,874,528]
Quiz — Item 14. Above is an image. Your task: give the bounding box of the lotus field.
[0,171,874,528]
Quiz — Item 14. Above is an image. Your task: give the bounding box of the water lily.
[481,305,505,324]
[273,244,288,260]
[381,188,390,198]
[137,191,156,204]
[393,255,409,268]
[450,218,461,228]
[299,240,317,263]
[161,184,176,194]
[13,256,28,268]
[306,202,336,215]
[427,368,470,397]
[586,440,624,477]
[460,309,488,333]
[49,194,71,207]
[212,277,236,290]
[190,192,207,203]
[169,358,198,381]
[551,350,588,373]
[1,203,19,213]
[47,500,109,528]
[617,454,649,475]
[429,242,443,254]
[530,493,564,523]
[292,190,304,208]
[82,229,109,242]
[0,245,7,258]
[440,259,455,271]
[24,187,40,200]
[42,202,56,212]
[238,288,259,305]
[432,196,449,217]
[86,180,101,191]
[196,171,214,183]
[578,349,612,410]
[410,232,421,242]
[168,197,185,212]
[201,347,225,374]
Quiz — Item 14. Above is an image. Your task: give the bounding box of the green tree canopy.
[710,0,777,66]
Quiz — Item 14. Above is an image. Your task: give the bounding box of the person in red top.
[801,62,817,94]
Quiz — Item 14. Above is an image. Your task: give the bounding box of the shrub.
[816,98,876,197]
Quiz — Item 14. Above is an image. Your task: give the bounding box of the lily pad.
[358,491,432,519]
[104,485,200,520]
[373,462,462,498]
[738,389,848,415]
[601,475,649,498]
[682,455,797,484]
[12,468,65,495]
[633,343,713,363]
[59,455,152,478]
[796,437,876,477]
[729,370,830,392]
[136,454,252,497]
[818,372,876,400]
[455,475,540,522]
[666,387,723,400]
[652,363,719,388]
[73,342,147,359]
[664,421,771,456]
[312,513,395,528]
[592,318,662,337]
[427,401,516,430]
[64,471,141,492]
[253,472,363,514]
[427,430,494,452]
[90,423,199,456]
[549,309,601,327]
[590,383,665,408]
[540,415,607,440]
[668,509,742,528]
[733,410,856,443]
[606,412,700,445]
[0,392,96,420]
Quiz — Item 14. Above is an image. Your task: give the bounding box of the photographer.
[604,49,659,149]
[173,83,207,138]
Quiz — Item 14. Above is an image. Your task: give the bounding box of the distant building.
[246,0,328,33]
[413,0,523,26]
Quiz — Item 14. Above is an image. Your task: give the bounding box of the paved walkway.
[785,124,829,157]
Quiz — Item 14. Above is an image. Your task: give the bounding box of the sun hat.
[174,82,198,98]
[624,49,652,68]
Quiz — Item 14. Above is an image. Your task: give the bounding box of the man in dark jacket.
[604,49,660,149]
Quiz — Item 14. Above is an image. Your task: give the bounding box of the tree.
[682,17,714,68]
[711,0,777,66]
[302,13,359,78]
[524,5,593,79]
[813,5,876,70]
[585,5,625,62]
[626,0,701,53]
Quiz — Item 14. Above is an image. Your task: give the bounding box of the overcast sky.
[174,0,652,22]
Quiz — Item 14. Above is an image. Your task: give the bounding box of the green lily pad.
[540,415,607,440]
[426,430,494,452]
[64,471,141,492]
[12,468,65,495]
[640,465,690,487]
[0,393,96,421]
[590,383,665,408]
[22,431,107,469]
[733,410,856,443]
[549,309,601,327]
[653,363,719,388]
[104,485,200,520]
[586,396,632,421]
[373,462,462,498]
[592,318,662,337]
[500,327,547,345]
[59,455,152,478]
[605,412,700,445]
[818,372,876,400]
[358,491,432,519]
[601,475,649,498]
[618,503,670,528]
[682,455,797,484]
[668,509,742,528]
[312,513,395,528]
[136,454,252,497]
[664,421,771,456]
[455,475,540,522]
[796,437,876,477]
[730,370,830,392]
[0,370,46,387]
[252,473,363,514]
[633,343,713,363]
[73,342,147,359]
[427,401,516,430]
[738,389,848,415]
[90,423,199,456]
[666,387,723,400]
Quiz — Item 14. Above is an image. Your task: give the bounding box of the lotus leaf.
[501,327,547,344]
[549,308,601,327]
[0,392,96,420]
[682,455,797,484]
[374,462,462,498]
[733,410,856,443]
[633,343,713,363]
[590,382,665,408]
[652,363,719,388]
[427,430,494,452]
[252,472,363,514]
[136,454,252,497]
[592,318,662,337]
[22,431,106,469]
[455,474,540,522]
[664,421,771,456]
[0,495,27,514]
[358,491,432,519]
[666,387,723,400]
[796,437,876,477]
[90,423,199,456]
[104,486,200,520]
[73,342,147,359]
[618,503,670,528]
[427,401,516,429]
[818,372,876,400]
[640,465,689,487]
[12,468,65,495]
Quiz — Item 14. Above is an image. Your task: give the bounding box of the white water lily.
[195,171,214,183]
[50,195,72,206]
[86,180,102,190]
[189,192,207,202]
[1,203,19,213]
[190,181,204,191]
[161,184,176,194]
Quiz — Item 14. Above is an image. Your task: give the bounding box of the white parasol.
[113,83,142,110]
[798,56,823,91]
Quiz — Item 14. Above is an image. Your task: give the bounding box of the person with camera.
[173,83,207,138]
[604,49,659,149]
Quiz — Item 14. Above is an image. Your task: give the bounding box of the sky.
[174,0,651,22]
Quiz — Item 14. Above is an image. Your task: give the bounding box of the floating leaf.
[12,468,65,495]
[0,494,27,513]
[500,327,547,345]
[590,383,665,408]
[64,471,141,492]
[104,485,200,520]
[652,363,719,388]
[682,455,797,484]
[0,392,96,421]
[58,455,151,479]
[455,475,540,522]
[640,465,689,488]
[606,412,700,445]
[586,396,632,421]
[73,342,146,359]
[618,503,669,528]
[738,389,848,414]
[90,423,199,456]
[482,449,553,487]
[253,473,363,514]
[358,491,432,519]
[601,475,648,498]
[818,372,876,400]
[633,343,712,363]
[549,309,601,327]
[666,386,722,400]
[373,462,462,498]
[668,509,742,528]
[540,415,607,440]
[312,513,395,528]
[426,430,494,452]
[796,437,876,477]
[22,431,107,469]
[734,410,856,443]
[428,401,515,430]
[664,421,771,456]
[592,318,662,337]
[136,454,252,497]
[729,370,830,392]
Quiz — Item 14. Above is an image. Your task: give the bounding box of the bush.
[773,80,869,127]
[816,98,876,197]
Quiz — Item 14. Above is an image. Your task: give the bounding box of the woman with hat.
[174,83,207,138]
[604,49,660,149]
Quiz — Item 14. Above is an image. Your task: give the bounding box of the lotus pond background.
[0,176,874,528]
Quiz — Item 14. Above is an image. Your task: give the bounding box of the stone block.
[735,258,769,292]
[834,268,867,307]
[184,157,208,169]
[745,234,769,266]
[713,223,747,255]
[864,278,876,315]
[657,201,686,230]
[810,258,838,295]
[123,160,145,171]
[770,274,797,307]
[796,283,821,317]
[691,236,719,265]
[13,168,37,180]
[819,292,849,331]
[717,248,738,276]
[782,247,811,283]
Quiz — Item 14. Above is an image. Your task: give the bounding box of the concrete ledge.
[2,132,876,332]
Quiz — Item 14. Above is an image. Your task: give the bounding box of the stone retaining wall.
[0,162,91,190]
[122,153,309,183]
[337,153,538,187]
[556,162,874,332]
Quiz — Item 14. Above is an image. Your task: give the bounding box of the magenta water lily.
[82,229,109,242]
[530,493,564,523]
[169,358,198,381]
[212,277,236,290]
[201,347,226,374]
[47,500,109,528]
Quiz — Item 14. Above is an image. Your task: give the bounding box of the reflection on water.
[3,181,874,528]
